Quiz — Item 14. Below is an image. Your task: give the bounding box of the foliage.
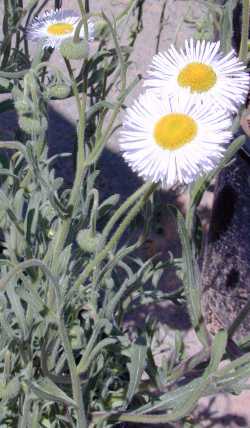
[0,0,249,427]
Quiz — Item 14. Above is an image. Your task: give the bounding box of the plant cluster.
[0,1,249,427]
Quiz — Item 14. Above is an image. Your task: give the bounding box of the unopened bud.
[60,38,89,60]
[76,229,101,253]
[14,99,32,115]
[0,77,11,90]
[46,83,71,99]
[18,116,48,135]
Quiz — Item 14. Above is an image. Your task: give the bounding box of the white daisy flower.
[144,39,249,113]
[26,9,95,49]
[120,90,232,189]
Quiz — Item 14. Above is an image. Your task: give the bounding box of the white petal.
[144,38,249,114]
[119,90,232,190]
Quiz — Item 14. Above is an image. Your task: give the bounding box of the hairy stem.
[239,0,250,62]
[73,182,157,291]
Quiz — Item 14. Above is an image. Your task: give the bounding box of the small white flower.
[120,90,232,189]
[145,39,249,113]
[26,9,95,49]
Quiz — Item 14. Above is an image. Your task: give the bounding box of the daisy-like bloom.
[144,39,249,113]
[26,9,95,49]
[120,90,232,189]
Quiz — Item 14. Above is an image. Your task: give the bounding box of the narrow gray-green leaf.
[30,378,77,408]
[0,377,20,401]
[204,330,227,376]
[126,337,147,405]
[177,211,210,347]
[220,0,236,53]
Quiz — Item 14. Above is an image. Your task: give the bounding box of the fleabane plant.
[0,1,250,428]
[26,8,95,49]
[144,38,249,113]
[120,89,232,189]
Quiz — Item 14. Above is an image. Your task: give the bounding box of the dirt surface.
[1,1,250,427]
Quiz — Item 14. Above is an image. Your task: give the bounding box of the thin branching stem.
[239,0,250,62]
[73,182,157,292]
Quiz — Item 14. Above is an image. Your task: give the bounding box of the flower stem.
[58,311,88,428]
[73,182,157,292]
[239,0,250,62]
[51,59,87,262]
[102,181,153,242]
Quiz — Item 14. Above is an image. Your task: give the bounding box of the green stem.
[102,182,152,242]
[0,141,29,163]
[85,76,140,167]
[0,69,28,78]
[58,311,88,428]
[103,13,126,92]
[64,58,82,118]
[165,348,210,385]
[0,259,88,427]
[19,396,31,428]
[239,0,250,62]
[0,259,57,291]
[77,323,114,374]
[77,0,89,40]
[92,378,210,425]
[19,364,33,428]
[72,182,157,292]
[51,60,87,262]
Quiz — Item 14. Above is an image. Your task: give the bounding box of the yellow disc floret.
[177,62,217,93]
[47,22,74,36]
[154,113,197,150]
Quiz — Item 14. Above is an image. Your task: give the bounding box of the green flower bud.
[46,83,71,99]
[93,19,107,37]
[0,77,11,90]
[60,38,89,60]
[76,229,101,253]
[18,116,48,135]
[14,99,32,115]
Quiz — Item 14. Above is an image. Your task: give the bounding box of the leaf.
[86,101,114,120]
[6,282,28,338]
[126,337,147,405]
[24,192,41,245]
[204,330,227,376]
[177,211,210,347]
[220,0,238,53]
[0,77,11,92]
[17,286,46,315]
[99,194,120,211]
[30,377,77,408]
[0,377,20,401]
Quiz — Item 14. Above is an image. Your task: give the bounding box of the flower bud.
[76,229,101,253]
[46,83,71,99]
[18,116,48,135]
[60,38,89,60]
[14,99,32,115]
[0,77,11,90]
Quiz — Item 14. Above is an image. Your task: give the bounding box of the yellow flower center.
[154,113,197,150]
[47,22,74,36]
[177,62,217,93]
